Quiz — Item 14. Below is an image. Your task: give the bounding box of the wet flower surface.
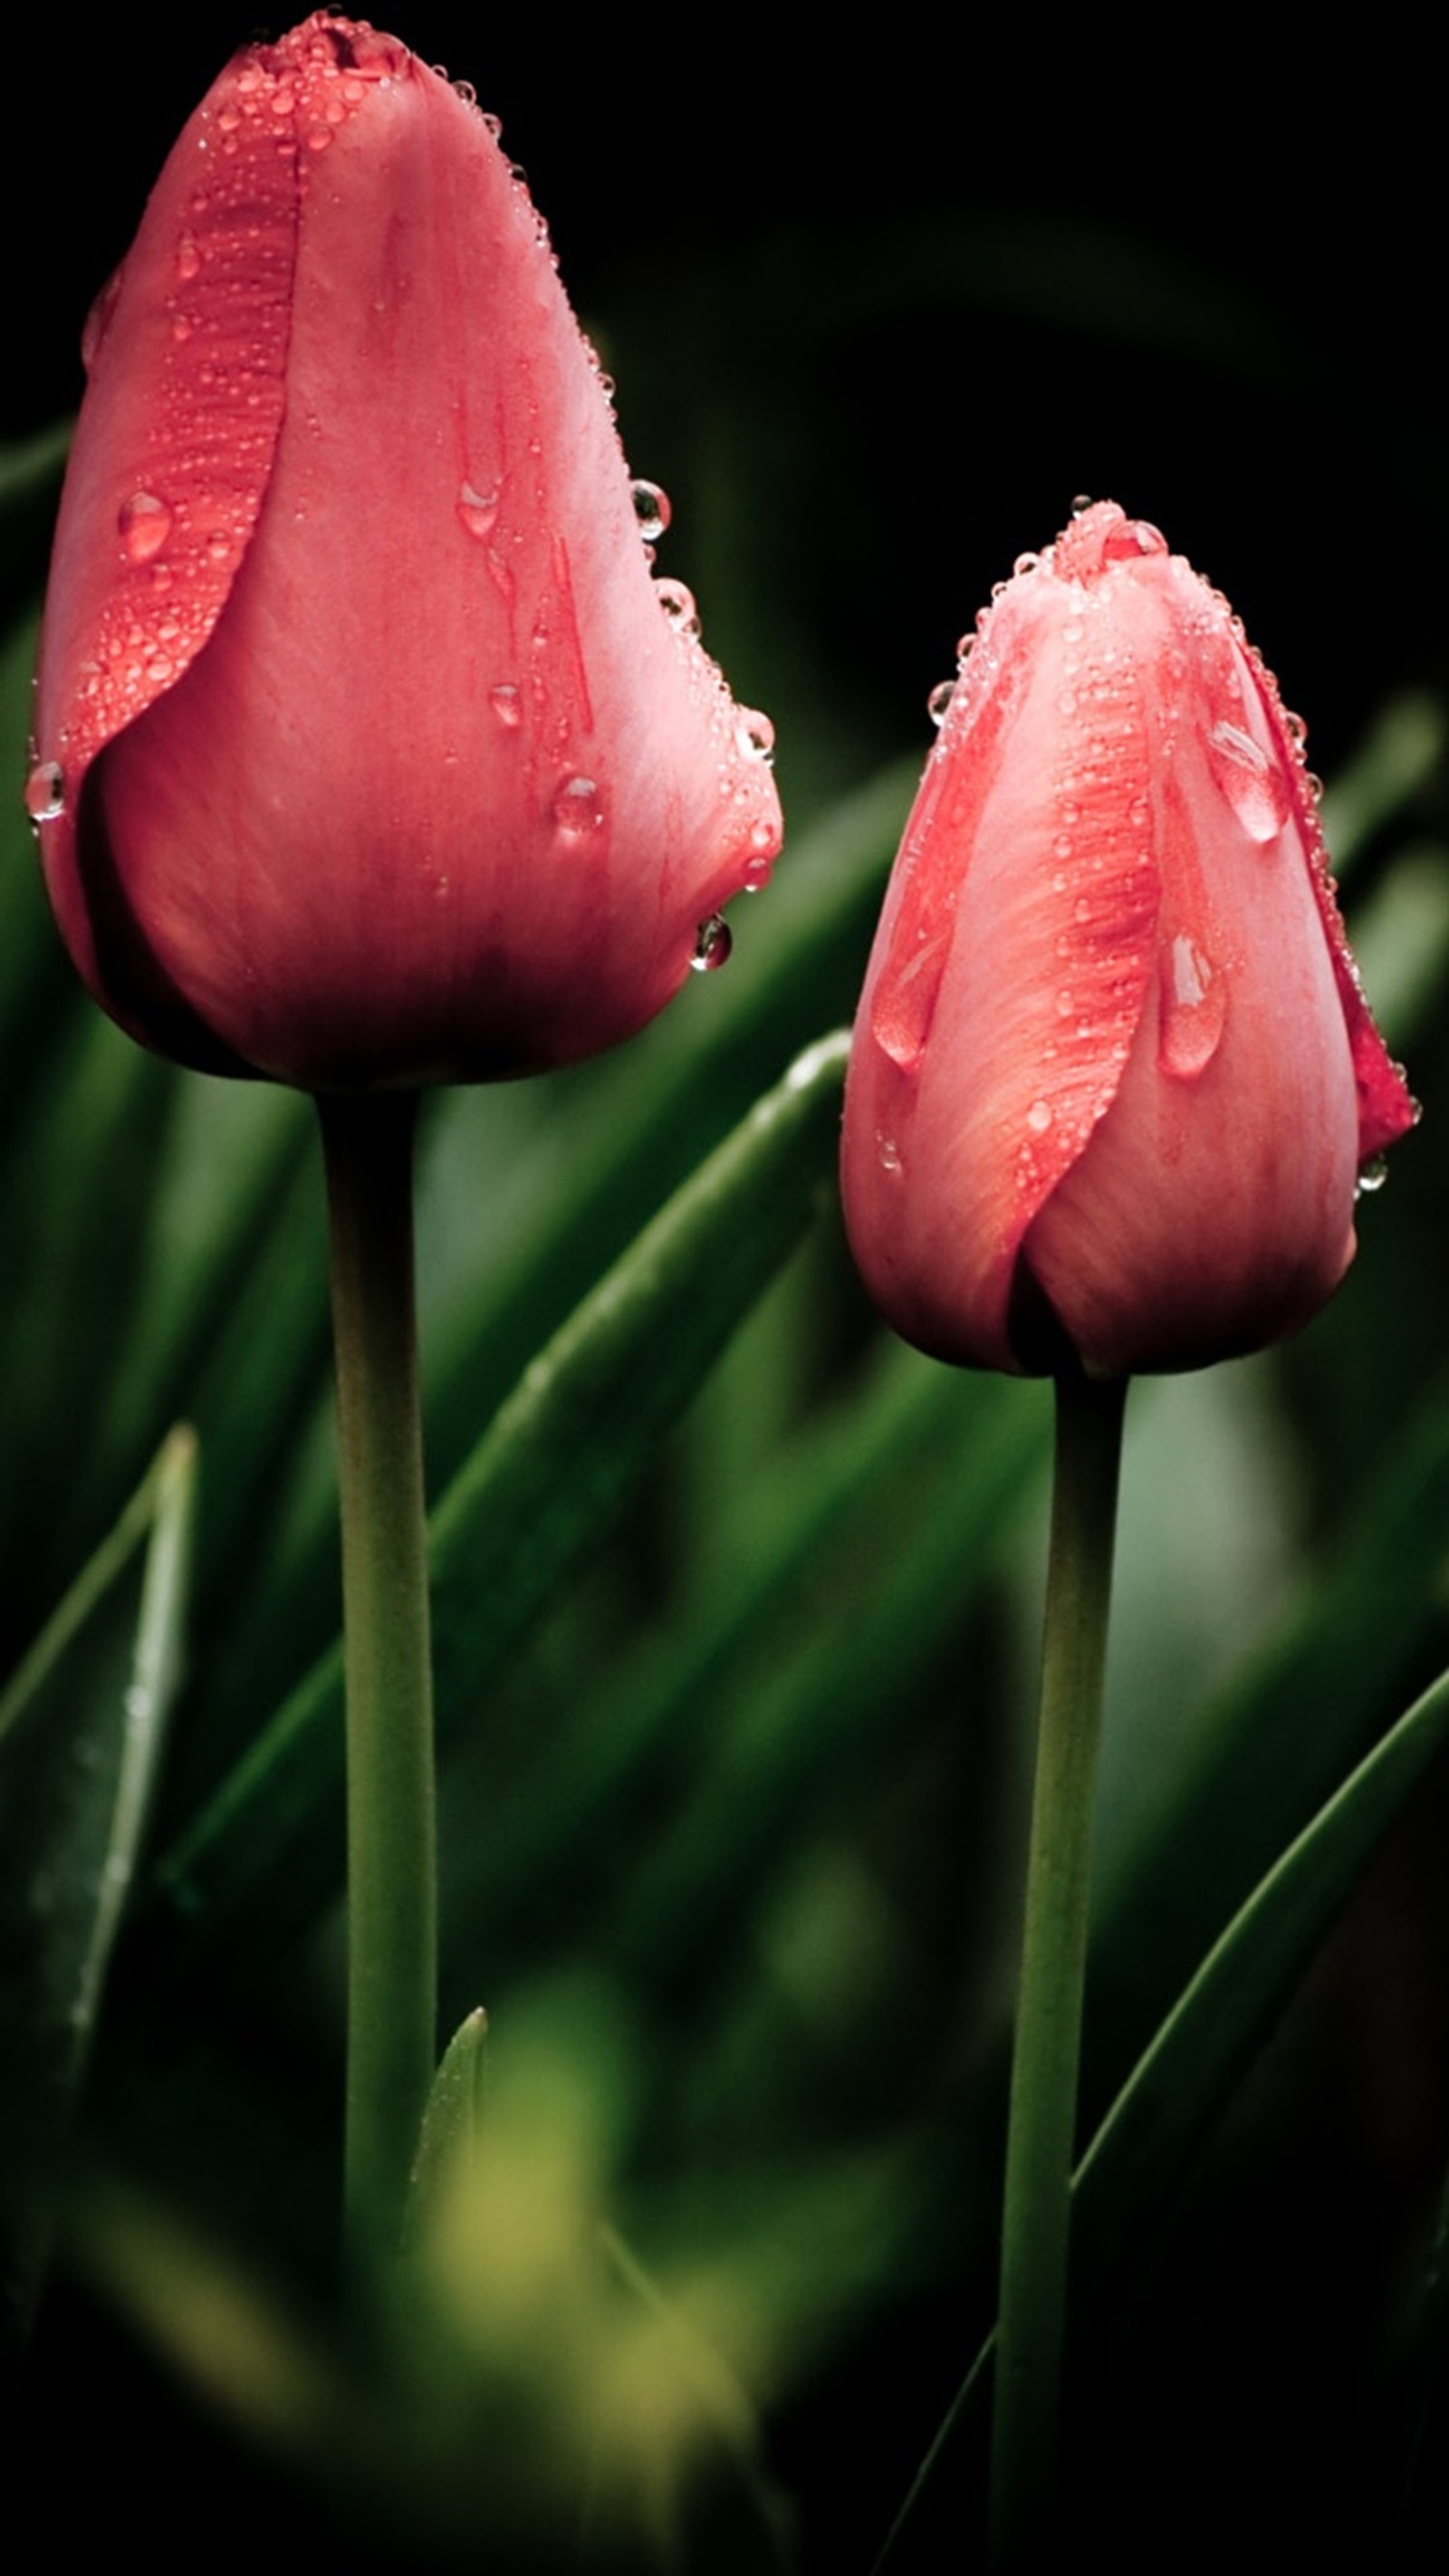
[841,502,1416,1376]
[30,14,781,1086]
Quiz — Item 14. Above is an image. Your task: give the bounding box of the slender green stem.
[319,1091,437,2264]
[989,1366,1128,2571]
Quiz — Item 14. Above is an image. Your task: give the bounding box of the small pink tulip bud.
[29,15,781,1087]
[841,503,1416,1377]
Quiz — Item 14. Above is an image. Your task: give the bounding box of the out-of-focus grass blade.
[0,421,68,620]
[598,2223,798,2572]
[1089,1383,1449,2114]
[874,1655,1449,2570]
[144,1033,852,1984]
[1321,693,1444,876]
[0,1424,196,2381]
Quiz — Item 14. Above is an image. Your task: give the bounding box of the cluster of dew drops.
[906,495,1406,1204]
[442,82,773,979]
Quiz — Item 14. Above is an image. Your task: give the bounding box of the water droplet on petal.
[629,479,671,543]
[1026,1099,1052,1134]
[1071,493,1094,515]
[878,1132,903,1174]
[1158,933,1228,1080]
[552,774,605,841]
[490,682,522,728]
[736,708,775,763]
[176,230,203,283]
[456,480,500,540]
[1356,1154,1388,1199]
[691,913,732,973]
[24,760,63,823]
[926,678,955,727]
[119,491,173,564]
[655,577,699,636]
[1207,718,1291,843]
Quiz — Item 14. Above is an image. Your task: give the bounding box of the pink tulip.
[841,503,1416,1377]
[29,14,780,1087]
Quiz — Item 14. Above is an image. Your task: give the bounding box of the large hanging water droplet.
[24,760,63,823]
[691,913,732,973]
[119,492,173,565]
[655,577,700,638]
[926,678,955,728]
[1207,718,1291,845]
[552,774,605,841]
[1158,932,1227,1080]
[630,479,671,543]
[736,708,775,764]
[456,480,500,541]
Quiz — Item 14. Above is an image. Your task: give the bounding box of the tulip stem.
[989,1365,1128,2571]
[319,1091,437,2266]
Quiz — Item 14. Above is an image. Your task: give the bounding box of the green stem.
[319,1091,437,2263]
[989,1366,1128,2571]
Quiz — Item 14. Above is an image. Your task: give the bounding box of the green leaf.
[408,2006,490,2230]
[0,1426,197,2381]
[874,1652,1449,2568]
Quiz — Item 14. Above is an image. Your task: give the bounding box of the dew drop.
[630,479,671,543]
[456,480,500,541]
[119,491,173,565]
[692,912,732,973]
[176,230,202,284]
[24,760,63,823]
[552,774,605,841]
[1356,1154,1388,1200]
[490,681,522,728]
[737,708,775,764]
[1070,493,1094,515]
[1207,718,1291,844]
[878,1133,903,1174]
[1026,1099,1053,1135]
[1012,551,1041,578]
[1158,933,1227,1080]
[655,577,699,636]
[926,678,955,727]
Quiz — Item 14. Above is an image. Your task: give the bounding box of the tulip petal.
[33,28,331,1029]
[844,562,1160,1370]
